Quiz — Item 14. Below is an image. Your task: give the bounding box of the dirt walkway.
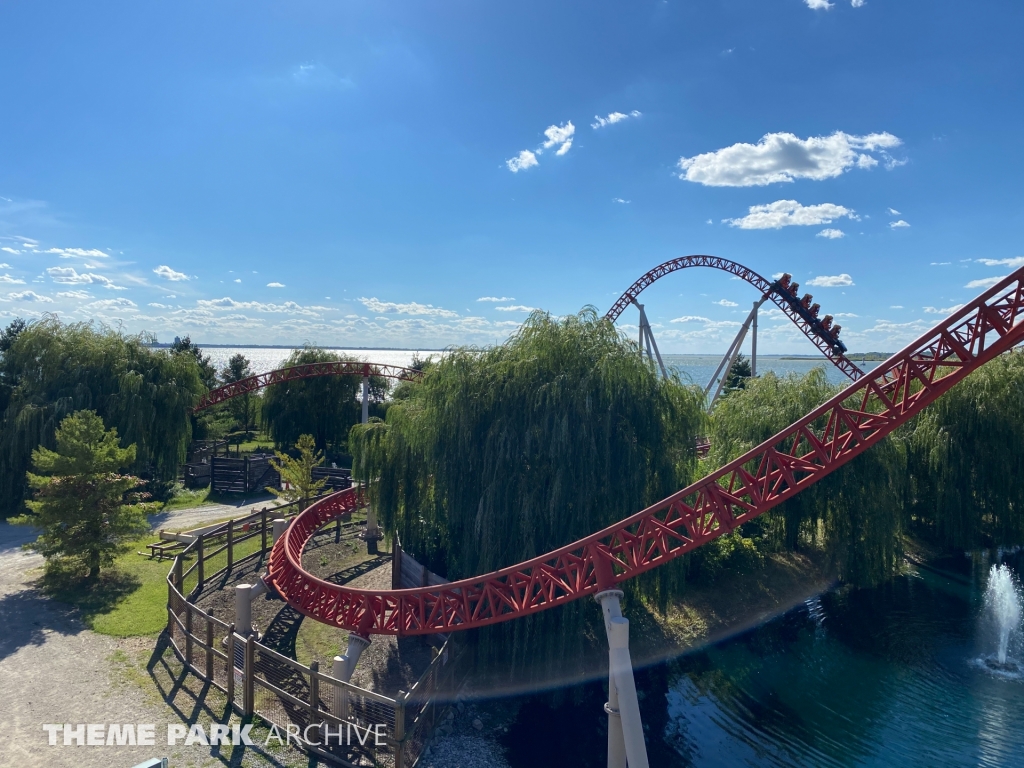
[0,507,308,768]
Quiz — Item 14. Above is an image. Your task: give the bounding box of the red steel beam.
[266,266,1024,636]
[195,361,423,411]
[605,255,865,382]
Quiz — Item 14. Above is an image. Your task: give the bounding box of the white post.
[364,504,380,555]
[235,584,252,636]
[361,375,370,424]
[332,635,371,721]
[751,300,758,378]
[272,518,288,544]
[596,590,649,768]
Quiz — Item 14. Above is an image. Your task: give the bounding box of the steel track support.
[361,374,370,425]
[751,300,758,378]
[633,301,668,378]
[707,297,767,407]
[332,634,371,720]
[596,590,649,768]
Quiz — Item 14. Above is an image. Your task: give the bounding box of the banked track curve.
[606,255,865,382]
[264,266,1024,636]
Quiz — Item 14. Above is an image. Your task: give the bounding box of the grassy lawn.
[157,484,213,511]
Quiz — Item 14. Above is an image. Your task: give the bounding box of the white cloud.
[234,278,241,283]
[976,257,1024,268]
[931,262,951,266]
[887,207,901,215]
[670,315,711,323]
[890,305,904,309]
[507,150,539,173]
[494,305,536,312]
[890,220,910,228]
[477,296,515,302]
[43,247,109,259]
[0,263,9,269]
[833,312,860,318]
[591,110,641,130]
[153,265,190,281]
[613,198,631,204]
[541,122,574,155]
[817,228,846,239]
[851,0,866,6]
[46,266,125,290]
[805,0,834,8]
[724,200,857,229]
[678,131,902,187]
[924,304,965,314]
[965,276,1005,289]
[1,247,19,255]
[358,297,459,318]
[148,302,173,309]
[57,290,93,299]
[4,290,52,302]
[0,274,25,284]
[197,297,329,317]
[713,299,739,307]
[806,274,855,287]
[85,298,138,311]
[267,282,286,288]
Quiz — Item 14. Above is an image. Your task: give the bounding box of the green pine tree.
[13,411,151,580]
[269,434,328,510]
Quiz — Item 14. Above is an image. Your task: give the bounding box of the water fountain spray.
[983,564,1023,668]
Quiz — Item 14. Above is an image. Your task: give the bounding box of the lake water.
[500,551,1024,768]
[200,346,881,389]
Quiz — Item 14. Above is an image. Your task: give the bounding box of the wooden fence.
[165,498,466,766]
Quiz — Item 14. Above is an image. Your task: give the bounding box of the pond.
[499,551,1024,767]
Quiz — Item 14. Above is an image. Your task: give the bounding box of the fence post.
[260,508,268,554]
[226,624,236,708]
[184,604,193,670]
[226,519,234,572]
[167,566,176,636]
[173,555,183,593]
[196,535,205,592]
[205,617,214,680]
[394,691,407,768]
[243,634,255,718]
[309,660,320,739]
[392,537,402,589]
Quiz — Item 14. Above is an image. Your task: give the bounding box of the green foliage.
[221,353,259,436]
[269,434,328,509]
[704,368,904,586]
[350,308,706,675]
[12,411,151,579]
[261,346,384,453]
[0,318,205,516]
[725,353,752,391]
[905,348,1024,548]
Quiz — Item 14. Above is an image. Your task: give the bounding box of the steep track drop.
[262,266,1024,636]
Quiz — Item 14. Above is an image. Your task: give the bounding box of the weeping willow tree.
[0,318,205,516]
[261,346,388,454]
[905,348,1024,548]
[350,308,706,676]
[705,368,906,586]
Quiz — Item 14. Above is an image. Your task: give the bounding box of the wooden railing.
[164,497,464,766]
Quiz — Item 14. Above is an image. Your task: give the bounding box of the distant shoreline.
[148,343,446,351]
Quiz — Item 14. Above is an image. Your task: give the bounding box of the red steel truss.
[266,266,1024,636]
[605,255,865,382]
[195,361,423,411]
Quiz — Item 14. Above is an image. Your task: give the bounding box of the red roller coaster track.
[195,361,423,412]
[262,266,1024,636]
[605,255,865,382]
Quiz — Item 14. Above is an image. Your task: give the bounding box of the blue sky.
[0,0,1021,353]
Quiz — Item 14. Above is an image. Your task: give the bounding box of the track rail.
[266,267,1024,636]
[195,361,423,411]
[605,255,865,381]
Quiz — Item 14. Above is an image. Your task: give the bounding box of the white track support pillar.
[235,584,253,636]
[596,590,648,768]
[361,375,370,424]
[272,518,288,544]
[634,301,668,379]
[751,300,758,378]
[332,634,371,720]
[364,503,381,555]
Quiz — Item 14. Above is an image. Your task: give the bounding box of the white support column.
[272,518,288,544]
[332,634,371,721]
[596,590,648,768]
[235,584,252,636]
[361,375,370,424]
[751,300,758,378]
[364,503,381,555]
